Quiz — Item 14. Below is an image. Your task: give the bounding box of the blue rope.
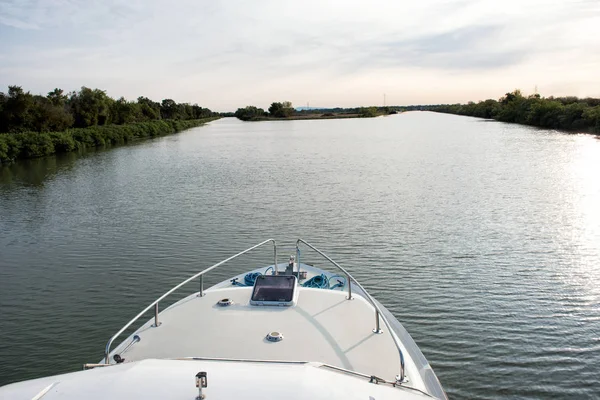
[328,274,346,290]
[264,266,275,275]
[244,272,262,286]
[302,274,329,289]
[231,271,263,286]
[230,278,244,286]
[232,270,341,291]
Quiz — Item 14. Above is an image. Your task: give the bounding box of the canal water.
[1,113,599,398]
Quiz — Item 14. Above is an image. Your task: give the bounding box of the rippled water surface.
[1,112,599,398]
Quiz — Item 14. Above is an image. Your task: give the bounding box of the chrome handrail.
[174,358,429,396]
[295,238,406,384]
[103,238,404,384]
[104,239,278,364]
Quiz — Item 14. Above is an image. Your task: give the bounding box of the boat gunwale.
[100,239,449,394]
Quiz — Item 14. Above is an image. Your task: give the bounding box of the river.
[1,112,599,399]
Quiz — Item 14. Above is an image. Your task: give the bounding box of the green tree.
[111,97,143,125]
[47,88,68,106]
[559,102,587,130]
[137,96,161,120]
[268,101,294,118]
[583,106,600,132]
[160,99,178,119]
[359,107,378,117]
[32,96,74,132]
[0,86,35,132]
[268,102,283,117]
[234,106,266,121]
[178,103,194,120]
[69,87,112,127]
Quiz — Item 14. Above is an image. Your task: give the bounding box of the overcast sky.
[1,0,599,111]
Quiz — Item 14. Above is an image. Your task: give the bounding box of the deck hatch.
[250,275,297,306]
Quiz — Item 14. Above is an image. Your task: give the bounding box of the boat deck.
[116,286,402,381]
[1,240,446,399]
[2,359,432,400]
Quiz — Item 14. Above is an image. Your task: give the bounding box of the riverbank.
[248,113,366,121]
[239,112,396,122]
[0,117,219,164]
[234,103,394,121]
[427,90,600,134]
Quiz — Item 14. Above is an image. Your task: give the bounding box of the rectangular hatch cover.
[250,275,297,306]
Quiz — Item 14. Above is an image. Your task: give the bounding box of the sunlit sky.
[1,0,599,111]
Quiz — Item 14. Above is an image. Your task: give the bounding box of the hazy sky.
[1,0,599,111]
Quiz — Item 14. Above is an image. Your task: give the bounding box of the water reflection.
[0,149,98,187]
[566,136,600,297]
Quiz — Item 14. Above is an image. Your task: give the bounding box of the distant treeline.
[0,118,219,164]
[234,101,295,120]
[0,85,221,163]
[234,102,396,120]
[427,90,600,133]
[0,85,218,134]
[296,106,400,115]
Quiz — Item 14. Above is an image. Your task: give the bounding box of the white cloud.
[1,0,599,110]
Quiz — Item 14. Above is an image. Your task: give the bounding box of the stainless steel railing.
[103,238,404,384]
[103,239,278,364]
[173,358,427,395]
[295,238,406,384]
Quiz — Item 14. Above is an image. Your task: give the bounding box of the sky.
[1,0,599,111]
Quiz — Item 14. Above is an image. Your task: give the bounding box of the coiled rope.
[232,270,345,291]
[231,271,263,286]
[302,274,329,289]
[328,274,347,289]
[244,272,262,286]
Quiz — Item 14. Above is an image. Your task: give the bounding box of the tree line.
[0,117,219,164]
[0,85,220,164]
[0,85,218,134]
[234,101,393,121]
[234,101,296,120]
[295,106,398,116]
[428,90,600,133]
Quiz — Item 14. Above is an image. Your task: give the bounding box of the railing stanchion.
[199,275,204,297]
[347,274,352,300]
[296,244,301,281]
[274,243,278,274]
[373,310,382,333]
[153,303,160,327]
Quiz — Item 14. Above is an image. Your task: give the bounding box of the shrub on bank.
[0,117,219,164]
[430,91,600,134]
[234,106,266,121]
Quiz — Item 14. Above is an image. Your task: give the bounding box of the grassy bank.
[428,90,600,134]
[234,102,394,121]
[0,117,219,164]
